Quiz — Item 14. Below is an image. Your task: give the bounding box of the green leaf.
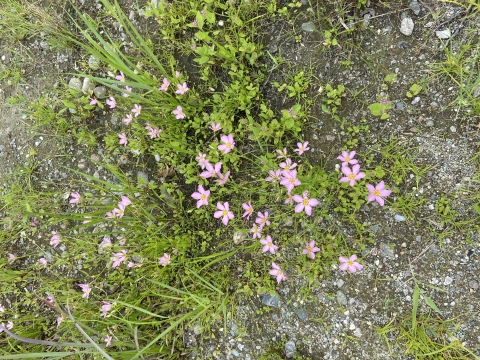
[422,294,442,315]
[195,31,210,41]
[284,118,294,129]
[368,103,382,116]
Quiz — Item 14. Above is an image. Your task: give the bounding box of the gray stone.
[262,292,280,307]
[400,17,414,36]
[88,55,100,70]
[336,279,345,288]
[450,126,456,133]
[394,214,406,222]
[93,86,107,99]
[231,350,239,357]
[82,78,95,94]
[137,171,149,184]
[300,0,308,4]
[469,280,479,290]
[336,290,347,305]
[301,22,316,32]
[285,340,296,358]
[237,343,244,351]
[395,101,404,110]
[68,77,82,92]
[409,1,421,15]
[427,120,434,127]
[444,276,453,286]
[379,242,395,259]
[295,309,307,321]
[398,41,410,49]
[473,85,480,98]
[436,29,451,39]
[411,96,420,105]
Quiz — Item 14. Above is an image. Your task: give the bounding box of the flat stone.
[469,280,479,290]
[82,78,95,94]
[336,290,347,305]
[301,22,316,32]
[379,242,395,259]
[137,171,149,184]
[336,279,345,288]
[395,101,404,110]
[400,17,414,36]
[450,126,456,133]
[295,309,307,321]
[93,86,107,99]
[285,341,296,358]
[88,55,100,70]
[262,292,280,307]
[394,214,406,222]
[409,1,421,15]
[436,29,451,39]
[68,77,82,92]
[444,276,453,286]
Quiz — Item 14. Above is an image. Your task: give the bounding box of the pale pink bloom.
[132,104,142,117]
[191,185,210,208]
[176,82,189,95]
[82,216,92,224]
[159,253,171,266]
[196,153,208,169]
[339,255,364,273]
[294,141,310,155]
[280,170,301,194]
[111,250,127,268]
[292,190,319,216]
[366,181,392,206]
[276,148,287,159]
[265,169,282,183]
[69,192,80,204]
[120,196,131,207]
[106,96,116,109]
[145,123,162,139]
[116,71,125,82]
[106,211,115,219]
[31,217,39,227]
[123,113,133,124]
[214,171,230,185]
[8,254,15,264]
[122,85,132,97]
[0,304,4,312]
[340,165,365,186]
[39,258,48,267]
[303,240,320,259]
[210,122,221,132]
[279,158,297,173]
[242,202,254,219]
[159,78,170,91]
[78,283,92,299]
[260,236,278,254]
[100,236,112,248]
[269,262,286,283]
[101,301,112,318]
[47,295,54,304]
[118,133,128,146]
[118,235,126,246]
[217,134,235,154]
[6,321,13,330]
[112,203,126,218]
[284,194,293,205]
[337,150,358,166]
[172,105,185,119]
[175,71,180,78]
[200,161,222,179]
[214,202,234,226]
[105,335,112,347]
[89,98,97,105]
[255,211,270,228]
[50,231,61,248]
[250,224,262,239]
[56,316,63,328]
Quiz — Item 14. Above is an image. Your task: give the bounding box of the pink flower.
[172,105,185,119]
[158,253,171,266]
[284,194,293,205]
[191,185,210,208]
[242,202,254,219]
[116,71,125,82]
[294,141,310,155]
[122,85,132,97]
[340,165,365,186]
[255,211,270,228]
[214,171,230,185]
[366,181,392,206]
[105,335,112,347]
[90,98,97,105]
[217,134,235,154]
[250,224,262,239]
[175,71,180,78]
[118,133,128,146]
[337,150,358,166]
[78,283,92,299]
[8,254,15,264]
[120,195,131,207]
[269,262,286,283]
[145,124,162,139]
[292,190,319,216]
[69,192,80,204]
[131,104,142,117]
[56,316,63,328]
[82,216,92,224]
[50,231,61,248]
[0,304,4,312]
[39,258,48,267]
[279,158,297,173]
[176,82,189,95]
[280,170,301,194]
[200,161,222,179]
[214,202,234,226]
[302,240,320,259]
[265,169,282,183]
[260,236,278,254]
[123,113,133,125]
[112,204,126,218]
[106,96,116,109]
[101,301,112,318]
[276,148,287,159]
[159,78,170,91]
[196,153,208,169]
[210,122,221,132]
[100,236,112,248]
[339,255,364,273]
[111,250,127,268]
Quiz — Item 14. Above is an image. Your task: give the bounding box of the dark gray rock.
[262,292,280,307]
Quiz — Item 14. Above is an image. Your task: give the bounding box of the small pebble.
[262,293,280,307]
[409,0,421,15]
[427,120,434,127]
[285,341,296,358]
[444,276,453,286]
[450,126,456,133]
[394,214,406,222]
[301,22,316,32]
[400,17,414,36]
[411,96,420,105]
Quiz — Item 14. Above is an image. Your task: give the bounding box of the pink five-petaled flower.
[196,153,208,169]
[218,134,235,154]
[209,122,221,132]
[255,211,270,228]
[90,98,97,105]
[158,253,171,266]
[78,283,92,299]
[56,316,63,328]
[50,231,61,248]
[303,240,320,260]
[200,161,222,179]
[214,171,230,185]
[116,71,125,82]
[214,202,234,226]
[39,258,48,267]
[269,262,286,283]
[265,169,282,183]
[131,104,142,117]
[69,192,80,204]
[175,71,180,78]
[176,82,189,95]
[280,170,301,194]
[242,202,254,219]
[276,148,287,159]
[367,181,392,206]
[191,185,210,208]
[118,133,128,147]
[8,254,15,264]
[337,150,358,166]
[106,96,116,109]
[284,194,293,205]
[172,106,185,119]
[159,78,170,91]
[100,236,112,249]
[340,165,365,186]
[293,190,319,216]
[122,85,132,97]
[105,335,112,347]
[250,224,262,239]
[119,195,131,207]
[111,250,127,268]
[279,158,297,173]
[260,236,278,254]
[294,141,310,155]
[339,255,364,273]
[123,114,133,125]
[101,301,112,318]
